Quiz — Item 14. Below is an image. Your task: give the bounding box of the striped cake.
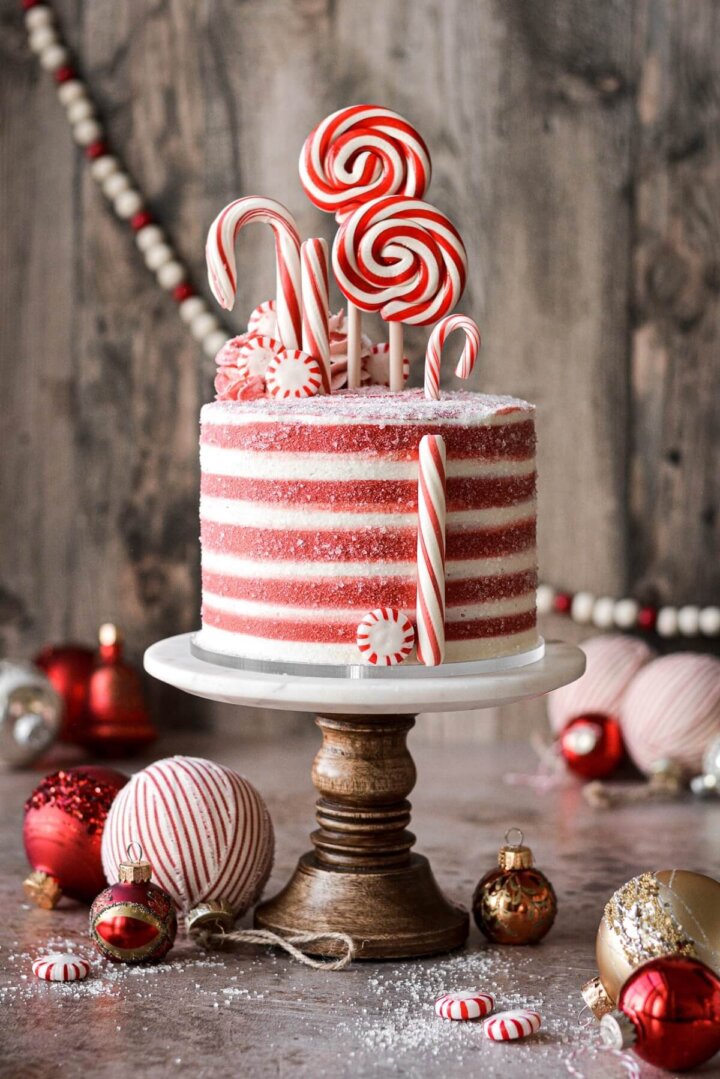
[197,387,538,666]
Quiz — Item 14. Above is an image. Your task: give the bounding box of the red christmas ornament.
[84,624,156,756]
[34,643,95,744]
[90,844,176,964]
[23,766,128,908]
[601,955,720,1071]
[559,713,624,780]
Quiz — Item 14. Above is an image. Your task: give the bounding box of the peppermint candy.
[484,1009,542,1041]
[356,608,415,666]
[265,349,323,399]
[435,991,494,1021]
[237,335,284,380]
[365,343,410,388]
[32,953,90,982]
[247,299,278,338]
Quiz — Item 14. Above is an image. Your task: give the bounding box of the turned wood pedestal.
[254,713,468,959]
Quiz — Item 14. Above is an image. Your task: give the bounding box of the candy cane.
[301,238,331,394]
[424,314,481,400]
[416,434,447,666]
[206,196,302,349]
[333,195,467,391]
[300,105,431,389]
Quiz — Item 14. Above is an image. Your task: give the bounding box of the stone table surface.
[1,731,719,1079]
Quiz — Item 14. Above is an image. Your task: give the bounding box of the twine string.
[192,925,356,970]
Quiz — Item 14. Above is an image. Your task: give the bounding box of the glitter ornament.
[23,766,128,908]
[583,869,720,1018]
[0,661,62,769]
[601,956,720,1071]
[559,713,624,780]
[102,756,274,922]
[84,624,156,756]
[34,644,95,743]
[32,953,90,982]
[90,844,176,963]
[472,829,557,945]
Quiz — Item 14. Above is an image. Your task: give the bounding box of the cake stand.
[145,634,584,960]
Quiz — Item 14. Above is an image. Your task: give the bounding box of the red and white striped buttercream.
[101,757,274,918]
[435,991,494,1020]
[265,349,323,399]
[425,314,481,400]
[484,1009,541,1041]
[416,434,447,666]
[205,196,302,348]
[357,608,415,665]
[32,953,90,982]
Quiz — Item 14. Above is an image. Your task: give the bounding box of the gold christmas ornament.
[472,828,557,945]
[584,869,720,1017]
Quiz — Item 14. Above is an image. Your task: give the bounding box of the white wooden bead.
[536,584,555,616]
[156,260,186,290]
[72,118,103,145]
[656,607,678,638]
[66,98,95,125]
[191,312,221,341]
[90,155,120,183]
[101,171,131,199]
[699,607,720,637]
[614,598,639,629]
[592,596,616,629]
[135,225,165,252]
[677,605,700,637]
[25,6,54,32]
[28,25,58,53]
[144,242,174,272]
[203,330,230,358]
[179,296,207,323]
[571,592,595,624]
[39,43,70,72]
[57,79,87,107]
[113,190,144,219]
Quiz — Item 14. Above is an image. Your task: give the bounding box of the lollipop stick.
[347,303,362,389]
[389,322,405,392]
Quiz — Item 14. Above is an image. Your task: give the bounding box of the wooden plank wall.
[0,0,718,741]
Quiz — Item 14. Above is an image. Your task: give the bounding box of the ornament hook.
[504,826,524,847]
[126,840,144,863]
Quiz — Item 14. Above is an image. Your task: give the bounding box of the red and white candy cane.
[301,238,332,394]
[424,314,481,400]
[484,1009,542,1041]
[333,195,467,392]
[415,434,447,666]
[206,197,302,349]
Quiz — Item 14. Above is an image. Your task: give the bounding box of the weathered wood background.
[1,0,718,740]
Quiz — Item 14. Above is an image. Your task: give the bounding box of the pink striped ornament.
[619,653,720,774]
[484,1009,541,1041]
[416,434,447,666]
[424,314,481,400]
[301,238,332,393]
[547,634,656,734]
[435,991,494,1020]
[32,953,90,982]
[206,196,302,348]
[265,349,324,399]
[101,757,274,919]
[356,608,415,666]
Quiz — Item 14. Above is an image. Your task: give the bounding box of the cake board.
[145,634,585,959]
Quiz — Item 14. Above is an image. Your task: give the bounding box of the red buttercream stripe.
[201,419,535,458]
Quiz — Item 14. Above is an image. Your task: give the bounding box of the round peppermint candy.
[357,608,415,666]
[484,1009,541,1041]
[435,991,494,1021]
[365,343,410,387]
[237,335,283,380]
[32,953,90,982]
[266,349,323,398]
[247,299,278,337]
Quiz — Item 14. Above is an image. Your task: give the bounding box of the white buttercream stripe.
[202,591,535,622]
[201,407,528,430]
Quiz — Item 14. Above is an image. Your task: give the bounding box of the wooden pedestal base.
[254,713,469,959]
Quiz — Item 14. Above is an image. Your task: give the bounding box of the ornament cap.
[23,869,62,909]
[498,827,533,870]
[118,842,152,884]
[187,899,235,934]
[581,975,614,1019]
[600,1010,636,1050]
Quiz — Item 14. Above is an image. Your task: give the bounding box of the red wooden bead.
[553,592,573,615]
[131,210,154,232]
[54,65,78,84]
[172,282,195,303]
[637,606,658,631]
[85,140,109,161]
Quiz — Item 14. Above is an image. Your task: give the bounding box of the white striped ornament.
[435,991,494,1020]
[265,349,323,399]
[32,953,90,982]
[101,756,274,918]
[356,608,415,666]
[415,434,447,666]
[301,239,331,393]
[205,196,302,348]
[424,314,481,400]
[619,653,720,774]
[484,1009,541,1041]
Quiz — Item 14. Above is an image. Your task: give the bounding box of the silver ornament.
[0,661,62,768]
[703,735,720,782]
